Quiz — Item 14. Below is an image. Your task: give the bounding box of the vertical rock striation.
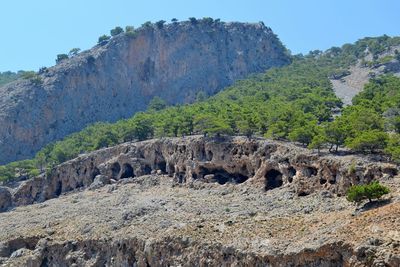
[0,21,290,164]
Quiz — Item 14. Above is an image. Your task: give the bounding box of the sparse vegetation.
[56,54,69,63]
[0,71,25,86]
[21,71,43,86]
[346,181,390,203]
[110,26,124,36]
[155,20,166,29]
[98,35,111,44]
[147,96,167,111]
[125,26,136,37]
[189,17,197,24]
[141,21,153,28]
[69,48,81,57]
[202,17,214,25]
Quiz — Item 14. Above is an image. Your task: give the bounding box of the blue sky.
[1,0,399,71]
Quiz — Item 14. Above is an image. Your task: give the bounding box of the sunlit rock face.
[0,21,290,164]
[4,136,396,210]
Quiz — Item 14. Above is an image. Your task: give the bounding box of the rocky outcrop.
[0,160,399,266]
[0,237,358,266]
[331,45,400,106]
[0,20,290,164]
[0,186,12,212]
[2,136,397,212]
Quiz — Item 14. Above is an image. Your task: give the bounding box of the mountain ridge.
[0,20,290,164]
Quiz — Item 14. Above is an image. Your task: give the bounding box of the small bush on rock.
[110,26,124,36]
[98,35,111,44]
[346,181,389,203]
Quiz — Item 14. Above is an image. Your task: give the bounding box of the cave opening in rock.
[168,163,175,177]
[287,166,296,183]
[177,172,186,183]
[200,146,207,160]
[207,150,213,161]
[54,181,62,196]
[304,167,317,177]
[303,167,318,177]
[198,166,248,185]
[91,167,100,180]
[120,163,134,179]
[264,169,283,190]
[144,164,152,175]
[156,161,167,173]
[111,162,121,179]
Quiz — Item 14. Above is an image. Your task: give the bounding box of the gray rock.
[0,187,12,212]
[2,136,395,212]
[88,175,109,191]
[0,21,290,164]
[10,248,28,258]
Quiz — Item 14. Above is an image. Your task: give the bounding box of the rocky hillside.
[1,135,396,211]
[0,20,290,164]
[0,136,399,266]
[330,41,400,105]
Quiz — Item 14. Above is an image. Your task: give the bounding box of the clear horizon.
[1,0,399,72]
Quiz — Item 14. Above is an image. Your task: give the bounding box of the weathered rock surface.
[0,136,399,266]
[331,45,400,106]
[0,21,290,164]
[0,187,12,212]
[2,136,397,212]
[0,169,399,266]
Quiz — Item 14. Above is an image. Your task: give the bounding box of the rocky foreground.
[0,136,399,266]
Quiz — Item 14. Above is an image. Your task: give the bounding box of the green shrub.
[346,130,388,153]
[125,26,136,37]
[56,54,69,63]
[378,55,394,64]
[21,71,43,86]
[385,134,400,163]
[98,35,111,44]
[0,71,28,86]
[348,161,357,175]
[141,21,152,28]
[110,26,124,36]
[347,181,390,203]
[155,20,166,29]
[189,17,197,24]
[68,48,81,57]
[202,17,214,25]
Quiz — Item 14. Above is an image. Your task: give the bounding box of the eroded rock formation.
[1,136,397,212]
[0,161,399,266]
[0,21,290,164]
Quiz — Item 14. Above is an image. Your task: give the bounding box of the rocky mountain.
[1,19,400,267]
[330,43,400,105]
[0,20,290,164]
[0,136,399,266]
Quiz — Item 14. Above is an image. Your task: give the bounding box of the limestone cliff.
[0,136,399,266]
[1,136,396,211]
[0,21,290,164]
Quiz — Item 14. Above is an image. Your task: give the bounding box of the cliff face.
[1,136,396,211]
[0,21,290,164]
[0,136,399,266]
